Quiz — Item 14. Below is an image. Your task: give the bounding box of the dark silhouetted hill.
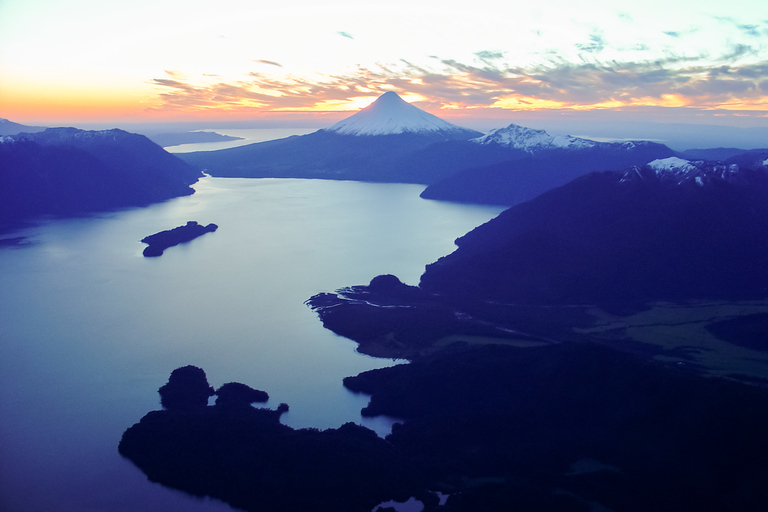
[121,349,768,512]
[344,343,768,512]
[420,160,768,306]
[307,158,768,358]
[0,128,202,231]
[120,366,423,512]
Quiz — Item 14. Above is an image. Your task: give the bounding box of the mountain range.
[308,155,768,362]
[1,128,201,231]
[300,154,768,511]
[177,92,687,206]
[420,124,675,205]
[178,92,488,183]
[420,157,768,306]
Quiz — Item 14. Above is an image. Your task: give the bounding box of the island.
[141,221,218,257]
[119,366,425,512]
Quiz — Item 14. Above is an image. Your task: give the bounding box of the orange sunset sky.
[1,0,767,130]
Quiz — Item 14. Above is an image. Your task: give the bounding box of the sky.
[1,0,767,132]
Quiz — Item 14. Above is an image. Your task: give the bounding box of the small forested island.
[141,221,217,257]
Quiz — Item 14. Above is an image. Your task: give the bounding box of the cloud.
[151,78,196,91]
[148,50,768,116]
[253,59,283,67]
[337,31,354,40]
[707,43,757,65]
[475,51,505,62]
[576,32,606,54]
[737,24,762,37]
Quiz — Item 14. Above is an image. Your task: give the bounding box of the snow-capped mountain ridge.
[623,157,750,187]
[471,123,667,154]
[472,123,597,151]
[325,92,478,137]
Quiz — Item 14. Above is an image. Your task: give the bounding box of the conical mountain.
[178,92,484,183]
[325,91,478,137]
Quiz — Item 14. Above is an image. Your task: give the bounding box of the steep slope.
[1,128,201,231]
[421,123,674,205]
[178,92,483,183]
[420,159,768,306]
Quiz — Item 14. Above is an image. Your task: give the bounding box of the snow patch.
[648,157,698,174]
[325,92,470,136]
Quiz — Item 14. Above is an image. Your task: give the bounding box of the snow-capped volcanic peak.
[471,123,597,152]
[325,91,470,136]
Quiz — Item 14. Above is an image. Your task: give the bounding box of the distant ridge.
[325,91,478,137]
[1,127,201,231]
[0,117,46,136]
[421,124,675,206]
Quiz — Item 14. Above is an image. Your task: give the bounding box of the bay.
[0,178,504,512]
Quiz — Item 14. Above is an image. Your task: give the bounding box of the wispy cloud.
[337,31,354,40]
[475,51,505,63]
[576,31,606,54]
[253,59,283,67]
[148,46,768,116]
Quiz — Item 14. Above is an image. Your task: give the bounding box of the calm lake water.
[0,178,504,512]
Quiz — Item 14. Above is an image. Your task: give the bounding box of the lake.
[0,177,504,512]
[163,128,319,153]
